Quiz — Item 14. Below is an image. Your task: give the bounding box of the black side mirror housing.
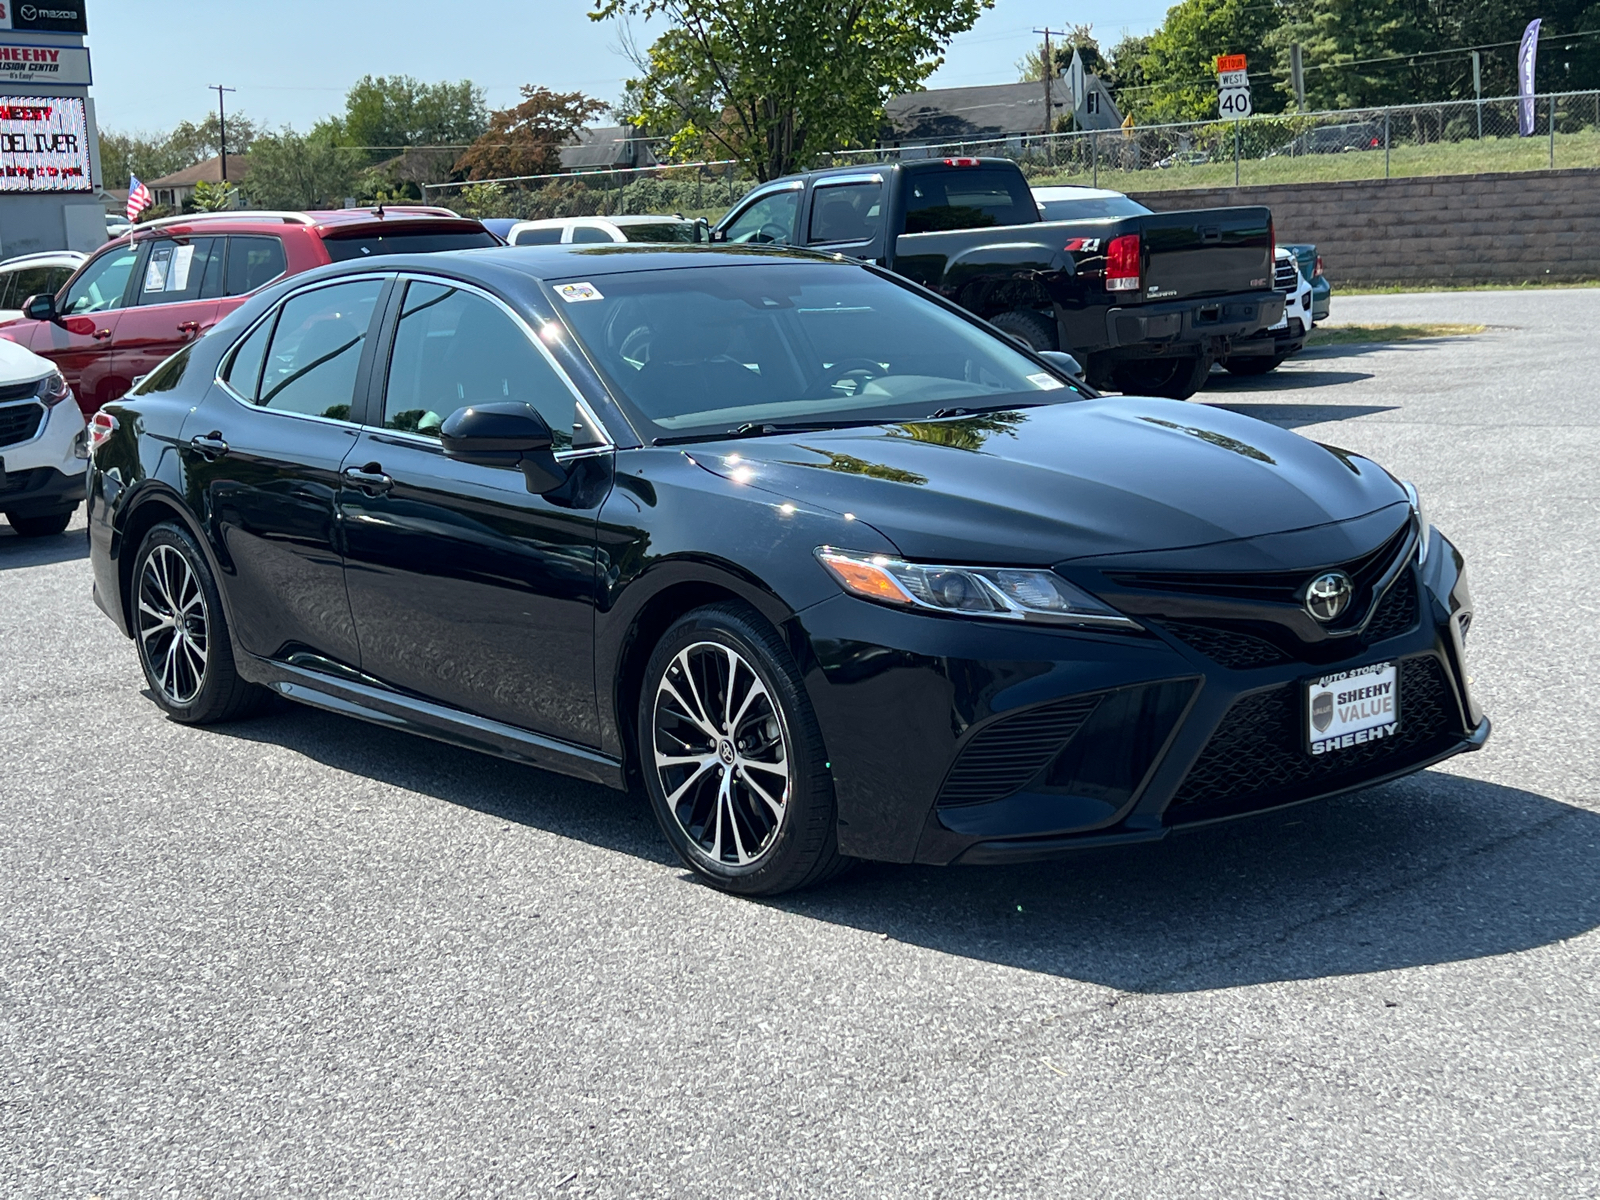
[22,292,57,322]
[440,401,568,494]
[1036,349,1085,379]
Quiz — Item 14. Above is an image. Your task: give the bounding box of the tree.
[456,86,607,181]
[189,180,238,212]
[335,75,488,164]
[243,128,363,210]
[1015,24,1104,82]
[1120,0,1287,123]
[591,0,994,182]
[98,112,259,188]
[1267,0,1431,110]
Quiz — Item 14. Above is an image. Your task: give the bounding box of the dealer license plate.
[1306,661,1399,756]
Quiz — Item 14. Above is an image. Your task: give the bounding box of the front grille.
[1365,570,1419,641]
[937,694,1101,807]
[1160,622,1290,670]
[0,466,48,496]
[1274,258,1300,291]
[1169,655,1458,817]
[0,401,44,448]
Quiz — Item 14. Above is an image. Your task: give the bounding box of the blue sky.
[88,0,1175,135]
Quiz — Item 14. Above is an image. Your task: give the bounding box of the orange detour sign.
[1215,53,1248,74]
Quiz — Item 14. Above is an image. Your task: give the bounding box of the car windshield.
[621,222,704,244]
[1036,195,1153,220]
[550,261,1079,440]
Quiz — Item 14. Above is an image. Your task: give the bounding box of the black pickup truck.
[711,157,1283,400]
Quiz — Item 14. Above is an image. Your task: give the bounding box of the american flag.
[127,176,153,222]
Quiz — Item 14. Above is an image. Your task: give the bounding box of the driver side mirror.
[440,401,568,494]
[21,292,57,322]
[1036,350,1085,380]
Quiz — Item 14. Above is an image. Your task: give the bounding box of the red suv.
[0,207,500,417]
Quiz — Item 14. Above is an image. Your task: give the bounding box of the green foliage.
[452,181,513,218]
[457,86,607,181]
[1015,25,1104,82]
[1267,0,1429,109]
[98,112,259,188]
[334,75,488,164]
[1123,0,1287,123]
[188,180,238,212]
[591,0,994,181]
[243,128,363,210]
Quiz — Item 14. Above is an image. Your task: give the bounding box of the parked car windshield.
[551,261,1078,440]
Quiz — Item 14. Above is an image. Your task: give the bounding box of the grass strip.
[1306,323,1485,346]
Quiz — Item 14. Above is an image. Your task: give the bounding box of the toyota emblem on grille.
[1305,571,1354,622]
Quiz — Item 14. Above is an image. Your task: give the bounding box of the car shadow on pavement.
[1199,367,1375,393]
[1202,401,1400,429]
[0,529,89,571]
[209,705,1599,995]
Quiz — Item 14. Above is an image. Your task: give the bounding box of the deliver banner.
[0,43,91,86]
[0,95,92,191]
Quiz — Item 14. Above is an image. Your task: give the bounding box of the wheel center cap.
[718,739,736,766]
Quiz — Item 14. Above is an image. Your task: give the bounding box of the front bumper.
[0,464,85,517]
[798,532,1484,865]
[0,390,87,517]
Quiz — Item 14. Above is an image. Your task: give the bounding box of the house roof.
[144,155,251,189]
[559,126,658,171]
[883,81,1069,143]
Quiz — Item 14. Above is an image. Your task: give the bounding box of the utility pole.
[210,85,237,183]
[1290,44,1306,110]
[1033,28,1067,136]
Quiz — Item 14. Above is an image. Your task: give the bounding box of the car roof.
[0,250,86,267]
[127,207,485,240]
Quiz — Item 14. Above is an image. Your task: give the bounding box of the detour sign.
[1214,54,1248,74]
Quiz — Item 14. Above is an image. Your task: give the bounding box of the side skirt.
[239,653,627,791]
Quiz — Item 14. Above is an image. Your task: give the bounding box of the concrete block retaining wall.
[1128,169,1600,286]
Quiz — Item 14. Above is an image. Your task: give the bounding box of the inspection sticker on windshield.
[1306,660,1398,755]
[1027,372,1066,390]
[555,281,604,303]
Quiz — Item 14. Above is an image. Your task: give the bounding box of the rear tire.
[1223,353,1289,376]
[1113,352,1213,400]
[989,309,1058,352]
[639,602,849,896]
[131,522,271,724]
[6,509,73,538]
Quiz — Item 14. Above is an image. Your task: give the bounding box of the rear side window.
[138,238,225,306]
[225,237,288,296]
[903,168,1038,233]
[513,227,563,246]
[2,266,55,307]
[809,182,882,244]
[257,279,384,420]
[570,225,614,244]
[621,222,703,244]
[322,231,499,261]
[224,313,275,402]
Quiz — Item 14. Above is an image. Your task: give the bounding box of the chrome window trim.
[383,271,617,456]
[212,272,393,423]
[813,173,884,189]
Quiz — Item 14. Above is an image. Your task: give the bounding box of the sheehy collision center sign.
[0,42,91,85]
[0,96,92,191]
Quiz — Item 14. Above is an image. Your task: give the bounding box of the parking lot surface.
[3,288,1597,1197]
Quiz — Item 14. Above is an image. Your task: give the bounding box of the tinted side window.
[0,272,16,309]
[381,280,572,450]
[7,267,56,305]
[45,266,75,295]
[808,182,883,243]
[60,248,139,314]
[135,344,196,394]
[137,238,223,306]
[722,190,799,245]
[258,279,384,420]
[570,225,614,244]
[513,227,563,246]
[224,236,288,296]
[224,313,275,402]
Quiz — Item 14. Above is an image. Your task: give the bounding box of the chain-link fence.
[822,91,1600,193]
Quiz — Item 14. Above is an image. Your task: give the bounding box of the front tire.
[6,509,73,537]
[639,603,847,896]
[1113,352,1213,400]
[132,522,269,724]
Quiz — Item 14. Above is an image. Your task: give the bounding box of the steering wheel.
[736,223,792,245]
[810,357,887,397]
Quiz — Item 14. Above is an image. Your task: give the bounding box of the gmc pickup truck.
[712,158,1284,400]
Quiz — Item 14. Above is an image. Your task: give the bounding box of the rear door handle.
[177,320,201,335]
[189,432,229,460]
[92,328,113,341]
[342,463,392,494]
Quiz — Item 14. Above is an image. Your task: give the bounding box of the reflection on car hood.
[690,397,1409,566]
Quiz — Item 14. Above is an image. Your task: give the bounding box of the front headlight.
[36,370,72,407]
[1402,480,1432,564]
[816,547,1139,630]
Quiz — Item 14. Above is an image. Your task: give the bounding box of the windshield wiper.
[653,418,884,446]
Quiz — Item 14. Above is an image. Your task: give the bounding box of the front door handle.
[92,328,113,341]
[177,320,200,335]
[189,432,229,460]
[342,463,392,494]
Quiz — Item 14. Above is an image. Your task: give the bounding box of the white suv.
[0,338,86,537]
[0,250,85,324]
[505,215,707,246]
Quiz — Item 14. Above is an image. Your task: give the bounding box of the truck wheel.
[1223,353,1289,376]
[1113,353,1213,400]
[989,310,1057,352]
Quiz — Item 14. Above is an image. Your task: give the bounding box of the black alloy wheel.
[1113,352,1214,400]
[132,522,269,724]
[640,603,847,895]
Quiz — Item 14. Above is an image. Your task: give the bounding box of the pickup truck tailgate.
[1140,207,1273,302]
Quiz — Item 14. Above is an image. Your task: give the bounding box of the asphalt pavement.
[2,288,1597,1197]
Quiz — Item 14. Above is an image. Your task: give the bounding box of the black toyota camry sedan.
[84,245,1487,894]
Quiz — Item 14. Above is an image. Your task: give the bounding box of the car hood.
[0,334,53,385]
[690,397,1409,567]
